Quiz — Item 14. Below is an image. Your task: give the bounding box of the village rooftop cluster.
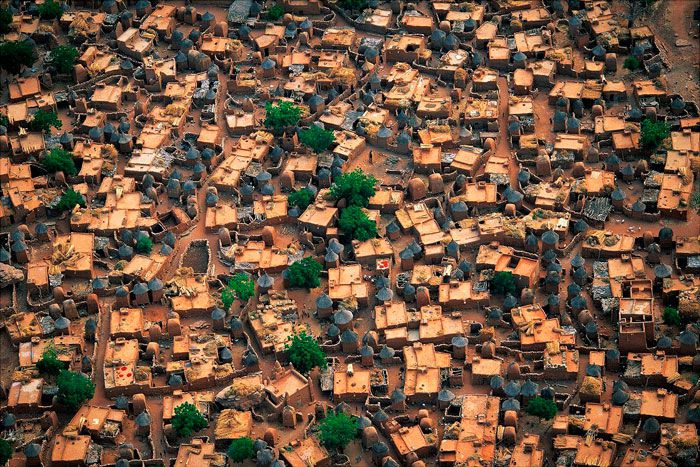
[0,0,699,466]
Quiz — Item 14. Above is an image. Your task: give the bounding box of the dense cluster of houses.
[0,0,699,466]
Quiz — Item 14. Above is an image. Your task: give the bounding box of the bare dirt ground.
[645,0,700,102]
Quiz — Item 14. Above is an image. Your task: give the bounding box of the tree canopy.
[300,125,335,153]
[37,344,66,376]
[525,397,558,420]
[29,109,62,133]
[288,187,315,211]
[336,0,368,12]
[0,40,36,74]
[50,45,79,74]
[42,148,77,176]
[135,236,153,254]
[640,118,669,150]
[285,330,327,374]
[329,169,377,207]
[339,205,377,241]
[287,257,323,289]
[171,402,208,438]
[490,271,517,296]
[264,4,285,20]
[57,370,95,410]
[623,56,640,70]
[663,306,681,326]
[0,8,13,34]
[227,437,255,462]
[56,188,86,211]
[0,438,12,466]
[318,412,357,451]
[264,101,301,131]
[221,273,255,309]
[39,0,63,20]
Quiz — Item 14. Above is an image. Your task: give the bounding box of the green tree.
[0,115,8,127]
[0,40,36,74]
[623,56,640,70]
[288,187,315,211]
[171,402,208,438]
[50,45,79,74]
[57,370,95,410]
[0,438,12,466]
[42,148,76,175]
[135,236,153,255]
[329,169,377,207]
[37,344,66,376]
[38,0,63,20]
[300,125,335,153]
[287,257,323,289]
[640,118,670,150]
[663,306,681,326]
[56,188,86,211]
[336,0,368,12]
[338,205,377,241]
[264,101,301,132]
[490,271,517,296]
[227,437,255,463]
[264,4,285,20]
[29,109,62,133]
[285,330,327,373]
[221,273,255,309]
[525,397,557,420]
[0,8,13,34]
[318,412,356,451]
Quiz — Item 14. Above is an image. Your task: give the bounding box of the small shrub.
[227,437,255,462]
[55,188,86,211]
[288,187,315,211]
[285,330,327,374]
[29,109,62,133]
[663,306,681,326]
[171,402,208,438]
[42,148,76,176]
[691,190,700,214]
[135,236,153,255]
[265,4,285,21]
[623,56,640,70]
[221,273,255,309]
[525,397,558,420]
[287,257,323,289]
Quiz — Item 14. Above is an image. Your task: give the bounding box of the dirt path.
[496,77,519,188]
[645,0,700,102]
[146,398,164,459]
[91,297,111,406]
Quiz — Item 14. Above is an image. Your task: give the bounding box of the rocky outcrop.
[0,263,23,288]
